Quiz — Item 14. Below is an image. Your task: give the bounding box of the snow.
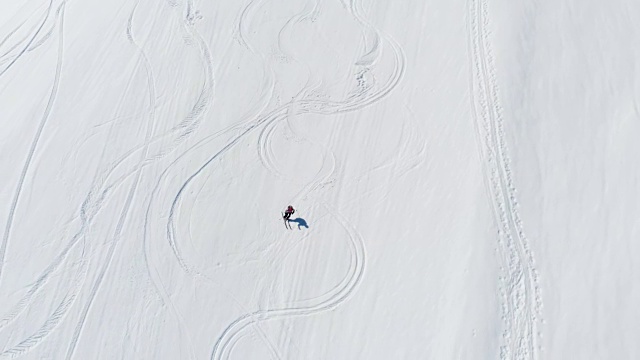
[0,0,638,359]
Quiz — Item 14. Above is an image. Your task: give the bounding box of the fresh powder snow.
[0,0,638,359]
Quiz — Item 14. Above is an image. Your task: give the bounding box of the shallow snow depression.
[1,0,639,359]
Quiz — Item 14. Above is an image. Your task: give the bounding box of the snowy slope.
[0,0,638,359]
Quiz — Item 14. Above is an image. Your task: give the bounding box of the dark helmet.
[287,205,293,210]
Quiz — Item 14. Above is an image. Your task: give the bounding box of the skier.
[283,205,295,229]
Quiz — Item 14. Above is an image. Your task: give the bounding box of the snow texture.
[0,0,638,359]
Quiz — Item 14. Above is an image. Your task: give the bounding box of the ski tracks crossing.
[0,0,55,78]
[0,0,211,357]
[0,3,70,358]
[0,0,410,358]
[211,0,405,358]
[0,0,60,289]
[63,3,159,359]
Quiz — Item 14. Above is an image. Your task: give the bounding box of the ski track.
[255,33,406,181]
[0,242,87,359]
[0,257,87,359]
[165,105,291,278]
[274,0,320,63]
[467,0,543,359]
[211,205,366,360]
[146,0,404,286]
[0,0,54,78]
[347,0,381,67]
[143,127,281,360]
[0,1,147,331]
[210,2,404,358]
[74,0,217,169]
[63,3,160,358]
[168,15,213,147]
[144,15,287,360]
[0,10,42,63]
[0,0,161,340]
[0,0,421,358]
[0,0,218,340]
[140,4,346,352]
[0,0,216,357]
[104,0,217,171]
[0,0,59,289]
[0,12,32,51]
[0,5,84,358]
[234,0,267,51]
[141,0,281,357]
[143,190,198,360]
[0,8,58,67]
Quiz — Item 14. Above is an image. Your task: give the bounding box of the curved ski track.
[63,3,160,359]
[207,1,404,358]
[0,0,58,287]
[0,1,216,357]
[0,0,409,358]
[0,4,71,358]
[164,0,406,282]
[210,206,365,360]
[0,0,54,78]
[467,0,543,359]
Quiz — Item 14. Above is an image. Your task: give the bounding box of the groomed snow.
[0,0,638,359]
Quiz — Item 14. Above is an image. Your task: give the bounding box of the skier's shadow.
[288,217,309,229]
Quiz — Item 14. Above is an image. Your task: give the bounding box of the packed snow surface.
[1,0,639,359]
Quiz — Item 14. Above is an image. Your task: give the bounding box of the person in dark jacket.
[283,205,295,229]
[283,205,295,220]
